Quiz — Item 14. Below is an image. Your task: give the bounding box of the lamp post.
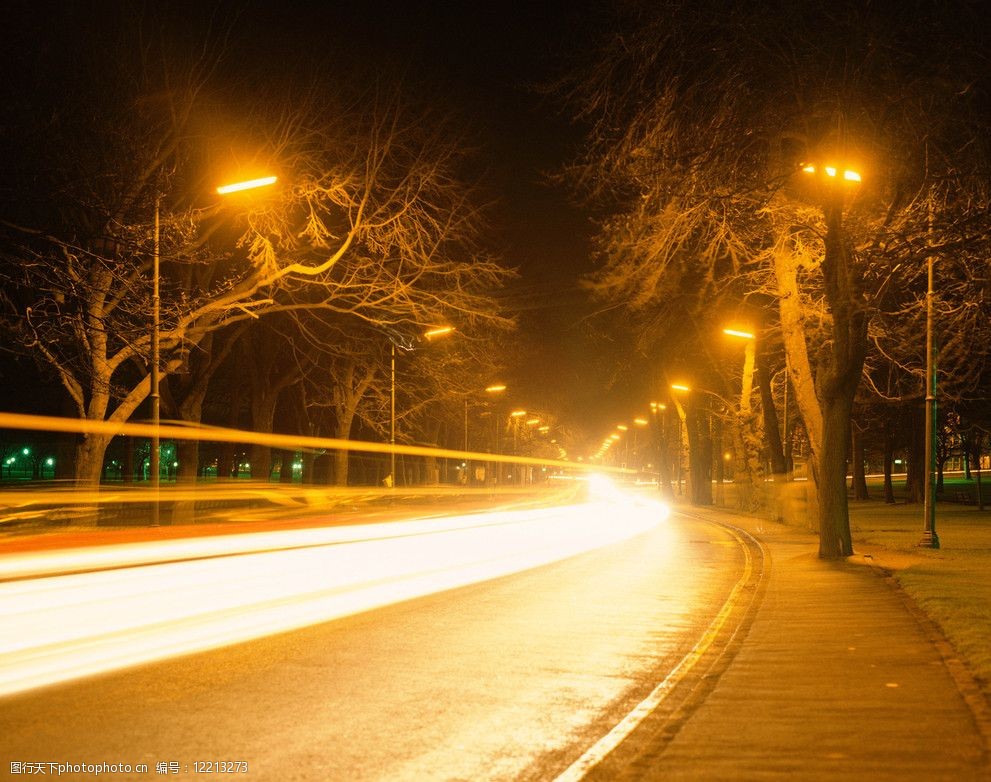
[633,417,648,472]
[388,325,454,487]
[150,193,161,525]
[150,175,277,526]
[670,384,690,495]
[920,198,940,548]
[463,384,506,484]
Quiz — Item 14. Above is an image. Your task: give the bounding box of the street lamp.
[150,175,276,525]
[470,383,507,448]
[462,383,506,485]
[388,325,453,487]
[920,199,940,548]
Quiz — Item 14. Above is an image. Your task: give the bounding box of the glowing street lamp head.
[722,327,755,340]
[616,424,628,431]
[510,410,527,418]
[424,326,455,340]
[671,383,691,393]
[485,384,507,393]
[634,417,649,426]
[216,175,278,195]
[800,164,861,184]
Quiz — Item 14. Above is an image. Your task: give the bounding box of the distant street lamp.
[150,174,277,526]
[388,325,453,487]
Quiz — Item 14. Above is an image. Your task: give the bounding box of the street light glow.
[800,164,861,183]
[510,410,527,418]
[424,326,455,340]
[671,384,690,392]
[215,175,278,195]
[634,417,648,426]
[722,328,755,340]
[485,384,507,393]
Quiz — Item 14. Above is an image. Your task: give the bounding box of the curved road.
[3,506,748,780]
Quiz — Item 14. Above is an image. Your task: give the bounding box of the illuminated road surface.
[1,494,746,780]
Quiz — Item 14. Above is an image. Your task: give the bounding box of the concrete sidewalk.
[609,509,991,781]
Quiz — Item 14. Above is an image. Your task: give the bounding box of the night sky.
[2,1,639,443]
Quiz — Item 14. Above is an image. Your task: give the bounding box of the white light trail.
[0,495,669,698]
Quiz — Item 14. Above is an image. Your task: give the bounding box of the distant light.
[801,164,816,174]
[825,166,838,178]
[526,418,540,426]
[844,169,862,182]
[485,384,507,393]
[609,434,621,441]
[45,457,55,467]
[723,328,755,340]
[616,425,628,431]
[671,384,690,392]
[216,175,278,195]
[510,410,527,418]
[634,418,649,426]
[22,447,30,456]
[538,426,550,433]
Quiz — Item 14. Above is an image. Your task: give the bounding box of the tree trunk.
[249,392,279,481]
[75,432,113,486]
[817,396,854,557]
[757,351,786,476]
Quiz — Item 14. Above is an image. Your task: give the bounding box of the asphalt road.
[2,508,746,781]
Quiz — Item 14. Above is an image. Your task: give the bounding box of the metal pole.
[150,194,161,527]
[920,209,939,547]
[390,342,396,488]
[783,364,790,477]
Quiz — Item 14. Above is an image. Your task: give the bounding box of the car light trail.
[0,494,669,698]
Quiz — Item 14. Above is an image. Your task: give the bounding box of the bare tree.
[561,0,991,556]
[0,23,514,487]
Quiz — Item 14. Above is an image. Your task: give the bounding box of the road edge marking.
[552,514,763,782]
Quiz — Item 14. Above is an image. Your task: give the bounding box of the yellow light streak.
[722,328,755,340]
[671,384,690,392]
[510,410,527,418]
[215,175,278,195]
[485,384,507,393]
[633,418,648,426]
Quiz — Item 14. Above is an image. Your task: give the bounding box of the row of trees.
[0,10,520,488]
[562,1,991,557]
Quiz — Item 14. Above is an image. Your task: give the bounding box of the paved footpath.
[603,508,991,781]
